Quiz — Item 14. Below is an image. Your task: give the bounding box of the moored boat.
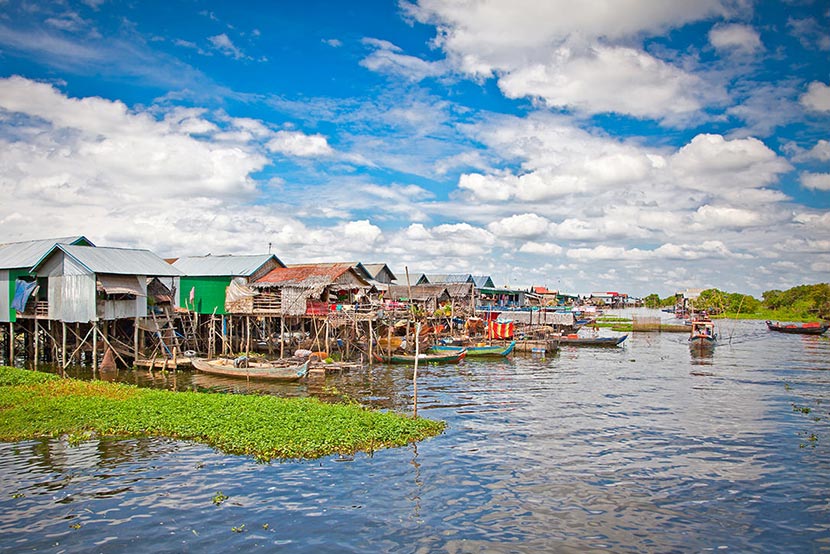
[557,334,627,347]
[766,320,829,335]
[430,340,516,357]
[191,357,309,381]
[373,349,467,364]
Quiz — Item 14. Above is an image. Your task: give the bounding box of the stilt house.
[0,236,93,323]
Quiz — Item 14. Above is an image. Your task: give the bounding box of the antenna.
[268,242,272,254]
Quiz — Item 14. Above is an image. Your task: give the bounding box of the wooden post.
[280,317,285,359]
[92,322,98,374]
[413,322,420,418]
[61,322,67,368]
[368,317,373,364]
[9,322,14,367]
[33,319,39,369]
[246,316,251,356]
[134,317,140,363]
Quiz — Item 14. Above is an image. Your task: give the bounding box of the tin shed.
[172,254,284,315]
[30,244,182,323]
[0,236,93,323]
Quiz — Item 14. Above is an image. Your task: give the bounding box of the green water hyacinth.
[0,366,445,461]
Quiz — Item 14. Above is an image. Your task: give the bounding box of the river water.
[1,314,829,553]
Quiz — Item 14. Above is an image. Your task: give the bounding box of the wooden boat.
[557,334,627,347]
[191,357,309,381]
[689,319,716,349]
[373,349,467,364]
[766,321,829,335]
[430,340,516,357]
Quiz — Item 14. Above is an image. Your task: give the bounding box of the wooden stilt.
[9,322,14,367]
[92,322,98,374]
[33,318,39,369]
[280,317,285,359]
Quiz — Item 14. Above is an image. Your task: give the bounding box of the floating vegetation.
[0,366,445,462]
[212,492,228,506]
[231,524,245,533]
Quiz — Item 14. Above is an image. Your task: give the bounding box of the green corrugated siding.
[179,276,232,315]
[7,269,31,323]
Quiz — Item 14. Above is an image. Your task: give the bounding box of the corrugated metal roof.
[255,265,369,288]
[362,263,397,281]
[173,254,280,276]
[421,273,473,284]
[0,236,92,269]
[33,244,182,276]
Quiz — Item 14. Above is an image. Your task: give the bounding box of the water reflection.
[2,315,829,552]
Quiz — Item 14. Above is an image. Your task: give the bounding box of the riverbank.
[0,366,444,461]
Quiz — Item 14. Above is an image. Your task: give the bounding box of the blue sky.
[1,0,829,297]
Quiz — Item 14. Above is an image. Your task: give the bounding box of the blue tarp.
[12,280,38,312]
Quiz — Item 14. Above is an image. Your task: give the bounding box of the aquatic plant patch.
[0,366,445,461]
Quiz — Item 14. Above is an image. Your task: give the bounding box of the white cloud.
[487,213,550,238]
[406,0,736,120]
[266,130,334,157]
[518,241,563,255]
[342,220,382,243]
[691,205,763,229]
[708,23,763,54]
[360,38,446,81]
[498,44,716,120]
[208,33,247,60]
[801,172,830,191]
[800,81,830,112]
[797,140,830,162]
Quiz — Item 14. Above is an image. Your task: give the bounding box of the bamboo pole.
[33,319,39,369]
[62,322,67,369]
[413,321,420,418]
[280,317,285,359]
[134,317,139,362]
[92,322,98,374]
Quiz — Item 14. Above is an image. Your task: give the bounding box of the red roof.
[255,264,365,287]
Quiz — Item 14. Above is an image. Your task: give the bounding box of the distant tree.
[643,293,661,308]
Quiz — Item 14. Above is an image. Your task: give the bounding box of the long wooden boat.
[766,320,829,335]
[689,319,716,349]
[373,350,467,364]
[557,334,627,347]
[430,341,516,357]
[191,357,309,381]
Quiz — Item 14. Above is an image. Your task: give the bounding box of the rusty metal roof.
[255,264,369,288]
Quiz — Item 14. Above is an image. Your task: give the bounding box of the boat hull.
[766,321,829,335]
[430,341,516,357]
[191,358,309,381]
[557,335,627,347]
[373,350,467,364]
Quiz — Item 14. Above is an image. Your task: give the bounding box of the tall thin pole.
[413,322,420,418]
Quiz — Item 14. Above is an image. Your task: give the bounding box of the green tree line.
[643,283,830,320]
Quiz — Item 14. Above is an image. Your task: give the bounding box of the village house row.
[0,236,636,367]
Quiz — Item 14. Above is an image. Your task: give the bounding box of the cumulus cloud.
[801,172,830,191]
[800,81,830,112]
[406,0,736,120]
[0,76,329,255]
[266,130,334,157]
[708,23,763,54]
[487,213,550,238]
[498,44,716,120]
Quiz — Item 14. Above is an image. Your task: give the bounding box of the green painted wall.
[7,269,32,323]
[179,276,232,315]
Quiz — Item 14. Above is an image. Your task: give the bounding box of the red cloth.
[488,320,514,339]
